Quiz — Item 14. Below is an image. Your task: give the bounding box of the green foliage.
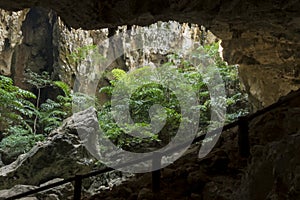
[25,70,53,90]
[0,75,36,134]
[0,72,74,161]
[98,103,160,148]
[54,81,71,97]
[25,71,74,135]
[111,69,127,84]
[38,98,67,134]
[99,69,127,96]
[0,43,105,160]
[0,42,249,162]
[98,42,249,148]
[202,43,249,122]
[0,75,44,161]
[37,80,74,135]
[67,45,97,65]
[0,125,44,160]
[37,80,98,134]
[25,70,54,134]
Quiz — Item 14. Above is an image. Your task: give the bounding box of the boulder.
[0,185,38,200]
[0,107,98,190]
[0,178,74,200]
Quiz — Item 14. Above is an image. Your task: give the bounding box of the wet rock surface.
[87,91,300,200]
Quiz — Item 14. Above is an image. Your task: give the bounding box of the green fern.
[0,75,36,134]
[54,81,71,97]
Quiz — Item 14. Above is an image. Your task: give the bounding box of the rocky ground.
[87,90,300,200]
[1,91,300,200]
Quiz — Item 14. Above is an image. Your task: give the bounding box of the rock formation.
[0,9,28,76]
[0,8,206,99]
[0,1,300,199]
[1,0,299,108]
[0,107,97,190]
[88,89,300,200]
[0,179,74,200]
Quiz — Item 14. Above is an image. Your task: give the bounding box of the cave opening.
[0,1,300,199]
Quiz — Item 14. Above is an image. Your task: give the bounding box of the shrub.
[98,42,249,148]
[0,75,36,135]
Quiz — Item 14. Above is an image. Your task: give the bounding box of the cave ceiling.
[0,0,299,66]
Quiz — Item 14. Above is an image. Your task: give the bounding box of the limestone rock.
[53,17,108,91]
[0,107,98,190]
[0,178,74,200]
[0,9,28,76]
[239,64,300,110]
[0,185,38,200]
[234,133,300,200]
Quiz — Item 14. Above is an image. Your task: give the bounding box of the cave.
[0,1,300,200]
[0,0,299,109]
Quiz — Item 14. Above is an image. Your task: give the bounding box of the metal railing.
[6,89,300,200]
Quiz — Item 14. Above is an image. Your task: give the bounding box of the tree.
[25,70,53,134]
[0,75,44,162]
[25,70,75,135]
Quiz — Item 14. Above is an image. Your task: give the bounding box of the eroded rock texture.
[0,0,300,108]
[0,9,28,75]
[0,107,97,190]
[88,90,300,200]
[0,8,213,111]
[0,179,74,200]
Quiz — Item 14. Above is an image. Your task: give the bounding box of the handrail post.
[74,175,82,200]
[152,152,162,193]
[238,116,250,157]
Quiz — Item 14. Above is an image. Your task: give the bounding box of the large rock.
[0,178,74,200]
[0,107,98,190]
[0,9,28,76]
[239,64,300,110]
[234,133,300,200]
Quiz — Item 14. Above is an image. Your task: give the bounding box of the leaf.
[54,81,71,97]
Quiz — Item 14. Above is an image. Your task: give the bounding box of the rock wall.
[12,8,56,89]
[228,29,300,109]
[239,64,300,110]
[2,0,299,108]
[0,9,28,76]
[0,7,109,91]
[0,8,208,96]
